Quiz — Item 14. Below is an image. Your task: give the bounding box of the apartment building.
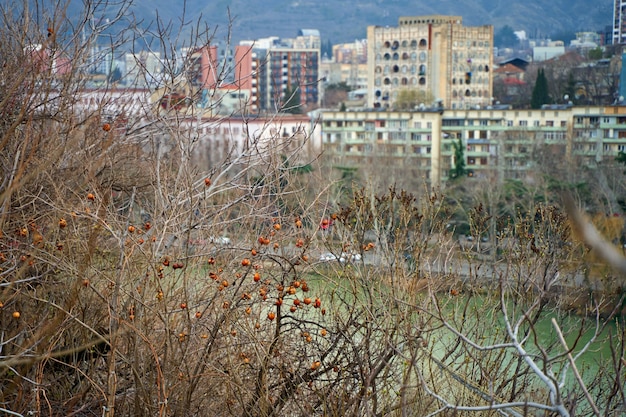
[614,0,626,44]
[320,105,626,188]
[367,15,493,110]
[242,31,321,113]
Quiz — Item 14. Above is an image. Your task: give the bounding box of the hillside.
[119,0,612,44]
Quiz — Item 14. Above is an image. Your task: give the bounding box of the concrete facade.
[367,15,493,110]
[320,105,626,188]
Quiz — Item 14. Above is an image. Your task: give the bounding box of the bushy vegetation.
[0,2,625,416]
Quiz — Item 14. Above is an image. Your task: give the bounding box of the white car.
[209,236,231,245]
[319,252,362,263]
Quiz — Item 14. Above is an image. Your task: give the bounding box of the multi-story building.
[319,62,368,90]
[367,15,493,110]
[332,40,368,65]
[124,51,164,88]
[242,31,321,113]
[614,0,626,44]
[320,105,626,188]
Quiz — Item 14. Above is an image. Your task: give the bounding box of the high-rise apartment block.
[367,15,493,110]
[245,31,321,113]
[614,0,626,44]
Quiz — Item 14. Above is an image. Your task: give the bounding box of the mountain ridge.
[78,0,613,45]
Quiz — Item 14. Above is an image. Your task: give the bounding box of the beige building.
[367,15,493,110]
[320,105,626,189]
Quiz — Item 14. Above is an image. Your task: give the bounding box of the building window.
[519,120,527,126]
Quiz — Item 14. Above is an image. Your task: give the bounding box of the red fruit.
[204,177,211,187]
[241,258,251,267]
[267,312,276,321]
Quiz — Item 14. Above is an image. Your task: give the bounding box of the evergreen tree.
[282,85,302,114]
[108,66,122,83]
[531,68,550,109]
[449,138,467,179]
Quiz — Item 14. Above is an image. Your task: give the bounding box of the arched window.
[419,39,427,48]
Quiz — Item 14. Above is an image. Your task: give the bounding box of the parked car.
[209,236,231,245]
[319,252,362,263]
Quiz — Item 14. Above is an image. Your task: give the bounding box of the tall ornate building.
[367,15,493,110]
